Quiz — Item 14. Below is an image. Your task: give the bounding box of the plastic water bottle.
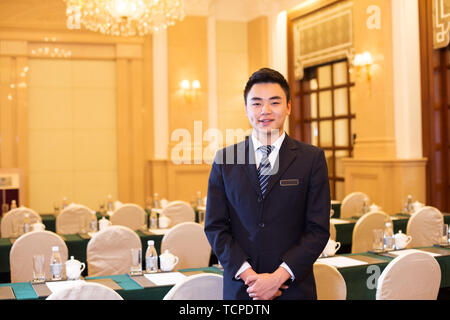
[145,240,158,273]
[50,246,63,280]
[384,221,395,251]
[23,213,31,233]
[106,194,114,211]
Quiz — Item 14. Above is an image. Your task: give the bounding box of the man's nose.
[261,101,272,114]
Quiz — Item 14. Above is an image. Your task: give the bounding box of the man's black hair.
[244,68,291,104]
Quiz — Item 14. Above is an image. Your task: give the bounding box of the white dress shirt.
[234,131,295,280]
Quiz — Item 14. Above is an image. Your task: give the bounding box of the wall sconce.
[353,52,373,82]
[180,79,201,102]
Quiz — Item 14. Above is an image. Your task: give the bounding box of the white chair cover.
[9,230,68,283]
[406,206,443,248]
[330,220,337,241]
[340,192,370,219]
[110,203,146,231]
[86,225,141,276]
[161,222,211,270]
[1,207,42,238]
[56,204,96,235]
[161,200,196,227]
[46,281,123,300]
[351,210,392,253]
[313,262,347,300]
[163,273,223,300]
[376,251,441,300]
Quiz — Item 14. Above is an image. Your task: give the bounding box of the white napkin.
[144,272,186,286]
[160,199,168,209]
[316,256,368,268]
[389,249,440,257]
[330,218,352,224]
[114,200,123,210]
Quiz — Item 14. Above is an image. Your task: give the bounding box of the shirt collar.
[251,130,286,153]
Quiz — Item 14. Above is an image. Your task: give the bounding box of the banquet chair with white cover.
[351,211,392,253]
[1,207,41,238]
[56,204,96,235]
[161,200,196,227]
[340,192,370,219]
[110,203,146,231]
[46,281,123,300]
[329,220,336,241]
[406,206,443,248]
[9,230,68,283]
[163,273,223,300]
[161,222,211,270]
[86,225,141,276]
[313,262,346,300]
[376,251,441,300]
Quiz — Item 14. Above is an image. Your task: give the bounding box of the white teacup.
[394,231,412,249]
[159,249,179,272]
[65,256,85,280]
[31,223,45,231]
[158,214,171,229]
[322,239,341,257]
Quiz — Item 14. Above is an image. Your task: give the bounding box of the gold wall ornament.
[292,0,354,80]
[64,0,186,36]
[433,0,450,49]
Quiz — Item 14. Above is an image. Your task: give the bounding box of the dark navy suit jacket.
[204,134,330,300]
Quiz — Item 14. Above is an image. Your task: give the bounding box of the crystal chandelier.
[64,0,185,36]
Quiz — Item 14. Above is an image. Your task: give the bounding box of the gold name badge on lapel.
[280,179,300,187]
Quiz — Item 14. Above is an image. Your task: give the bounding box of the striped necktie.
[257,145,273,198]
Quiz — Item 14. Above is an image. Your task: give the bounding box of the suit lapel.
[265,135,298,197]
[242,137,262,197]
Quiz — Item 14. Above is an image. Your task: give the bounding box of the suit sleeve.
[204,156,250,278]
[281,148,330,282]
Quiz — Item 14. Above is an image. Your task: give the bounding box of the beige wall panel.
[352,0,396,158]
[168,17,208,136]
[73,130,116,172]
[28,129,73,172]
[28,87,72,129]
[73,171,117,210]
[116,58,131,202]
[248,16,269,74]
[147,160,169,200]
[0,56,15,167]
[343,158,427,214]
[167,163,211,202]
[216,20,251,142]
[72,88,116,129]
[28,58,117,212]
[28,172,74,213]
[130,59,145,206]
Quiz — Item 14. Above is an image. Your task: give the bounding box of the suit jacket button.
[259,222,265,228]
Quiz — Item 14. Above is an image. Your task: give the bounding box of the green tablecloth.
[1,249,449,300]
[0,232,164,281]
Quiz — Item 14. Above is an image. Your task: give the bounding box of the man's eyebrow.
[250,96,282,101]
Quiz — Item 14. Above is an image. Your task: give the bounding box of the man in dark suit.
[204,68,330,300]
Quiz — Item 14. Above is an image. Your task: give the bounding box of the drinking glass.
[373,229,384,252]
[33,254,46,283]
[130,248,142,276]
[441,224,449,245]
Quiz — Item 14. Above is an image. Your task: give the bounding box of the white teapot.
[158,214,171,229]
[412,201,424,213]
[159,249,179,272]
[369,203,381,212]
[394,230,412,249]
[99,217,112,231]
[65,256,86,280]
[322,239,341,257]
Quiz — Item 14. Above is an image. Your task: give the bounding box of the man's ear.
[287,99,292,116]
